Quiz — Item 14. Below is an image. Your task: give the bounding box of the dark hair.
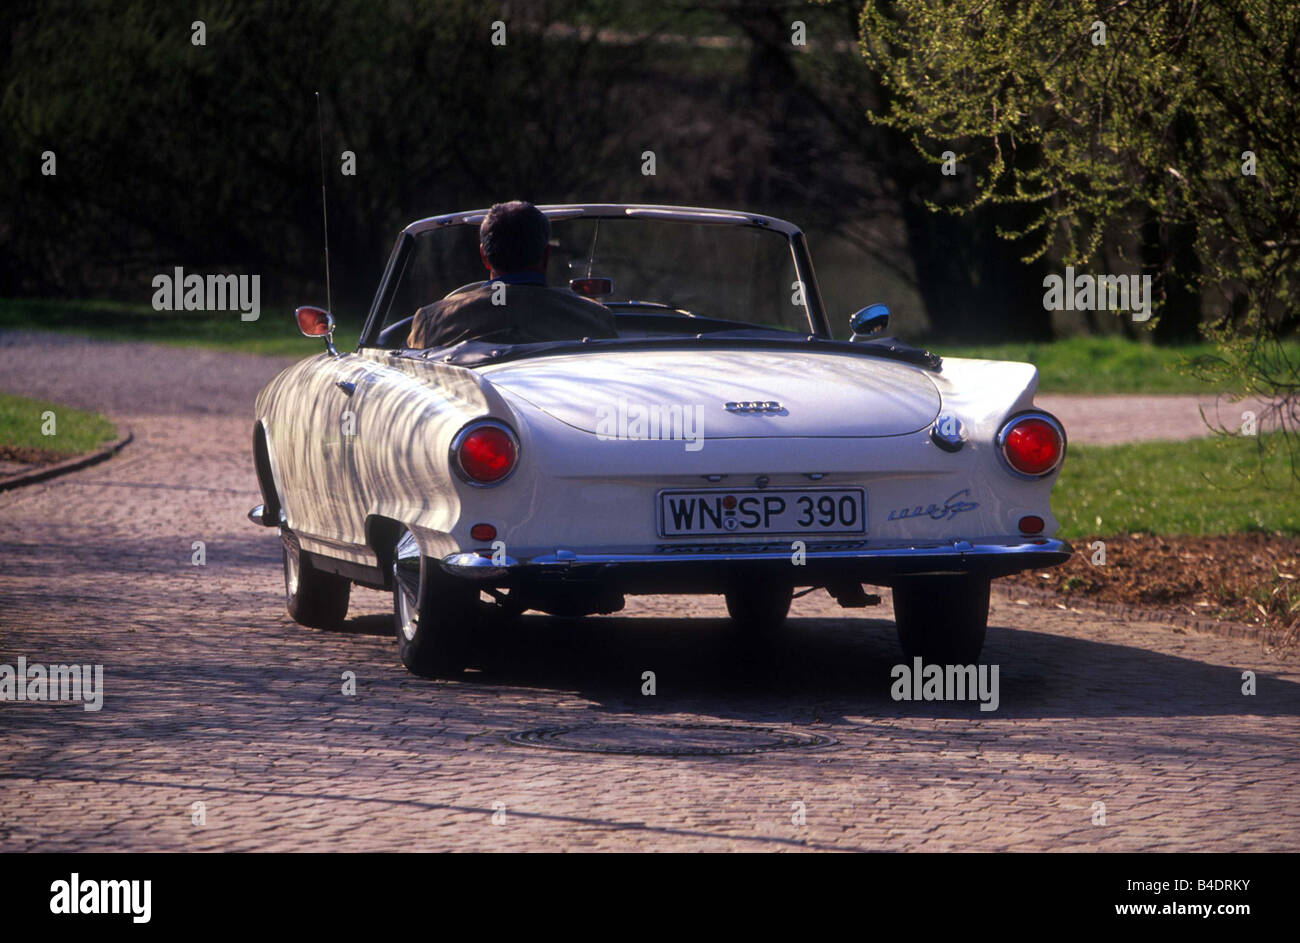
[479,201,550,272]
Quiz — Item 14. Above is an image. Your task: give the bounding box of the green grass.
[0,297,358,357]
[1052,432,1300,538]
[937,335,1262,394]
[0,392,118,458]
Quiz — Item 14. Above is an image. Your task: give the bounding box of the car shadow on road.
[432,611,1300,725]
[331,613,391,637]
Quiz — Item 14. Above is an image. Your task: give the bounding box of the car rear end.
[428,348,1070,603]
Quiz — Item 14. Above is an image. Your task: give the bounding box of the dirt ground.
[1005,533,1300,651]
[0,445,64,465]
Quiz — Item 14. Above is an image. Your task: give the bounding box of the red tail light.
[452,421,518,485]
[998,412,1065,477]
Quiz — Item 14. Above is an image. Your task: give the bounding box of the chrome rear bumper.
[440,536,1072,587]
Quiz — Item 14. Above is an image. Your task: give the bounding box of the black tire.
[892,574,990,663]
[725,582,794,636]
[392,529,477,677]
[281,530,350,629]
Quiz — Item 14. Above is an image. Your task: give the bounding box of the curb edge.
[0,426,134,493]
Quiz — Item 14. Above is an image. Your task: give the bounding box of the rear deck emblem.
[725,401,784,413]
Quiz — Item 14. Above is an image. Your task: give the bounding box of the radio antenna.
[315,91,332,313]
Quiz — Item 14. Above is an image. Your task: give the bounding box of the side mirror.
[849,303,890,341]
[295,306,338,356]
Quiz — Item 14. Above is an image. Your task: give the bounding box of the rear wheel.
[392,529,477,677]
[725,582,794,636]
[281,530,350,629]
[892,574,990,663]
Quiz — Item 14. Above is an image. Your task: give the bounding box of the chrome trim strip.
[624,207,751,224]
[403,203,803,238]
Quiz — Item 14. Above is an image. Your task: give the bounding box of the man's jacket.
[407,282,618,349]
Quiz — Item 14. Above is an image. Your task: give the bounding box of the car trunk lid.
[479,348,940,438]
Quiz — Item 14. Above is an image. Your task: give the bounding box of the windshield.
[379,217,810,338]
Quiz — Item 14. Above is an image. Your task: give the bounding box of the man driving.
[407,200,618,349]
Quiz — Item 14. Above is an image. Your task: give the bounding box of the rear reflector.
[1018,515,1045,535]
[470,523,497,542]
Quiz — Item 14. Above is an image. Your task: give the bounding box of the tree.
[0,0,649,316]
[853,0,1300,476]
[711,0,1057,340]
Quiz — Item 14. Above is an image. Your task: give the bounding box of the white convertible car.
[249,204,1070,676]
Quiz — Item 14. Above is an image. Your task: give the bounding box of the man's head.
[479,201,550,276]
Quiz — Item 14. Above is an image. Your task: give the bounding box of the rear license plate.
[658,488,867,538]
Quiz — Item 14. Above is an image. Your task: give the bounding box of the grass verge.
[1052,432,1298,538]
[0,392,118,465]
[0,297,358,357]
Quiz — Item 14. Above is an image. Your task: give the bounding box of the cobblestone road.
[1,335,1297,851]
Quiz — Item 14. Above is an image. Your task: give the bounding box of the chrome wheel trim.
[394,530,422,641]
[283,542,300,599]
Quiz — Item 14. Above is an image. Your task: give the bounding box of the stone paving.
[0,334,1297,851]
